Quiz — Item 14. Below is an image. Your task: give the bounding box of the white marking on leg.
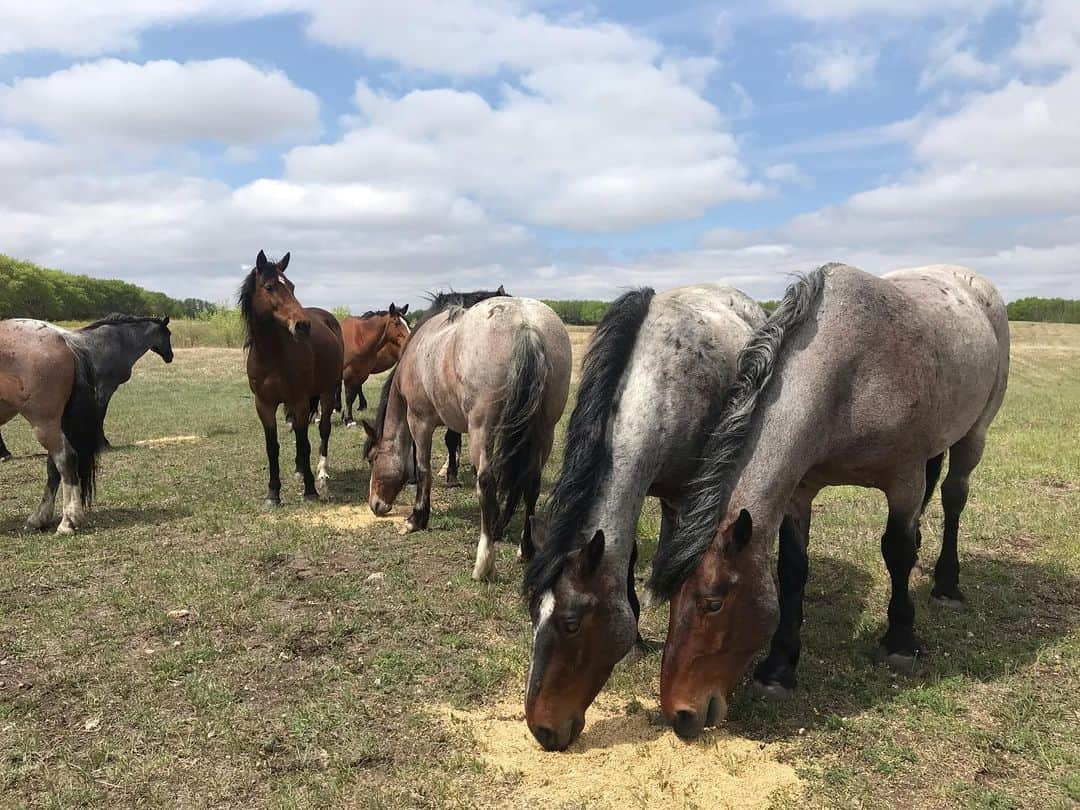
[317,454,329,481]
[438,458,450,477]
[472,531,495,580]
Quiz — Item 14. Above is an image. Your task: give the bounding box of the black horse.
[412,285,508,485]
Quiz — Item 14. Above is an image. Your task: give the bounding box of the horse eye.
[705,598,725,613]
[263,283,274,292]
[561,618,580,635]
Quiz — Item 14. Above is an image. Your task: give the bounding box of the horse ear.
[585,529,605,573]
[399,304,409,316]
[278,252,290,273]
[497,285,507,296]
[389,303,399,316]
[727,509,753,554]
[256,250,270,273]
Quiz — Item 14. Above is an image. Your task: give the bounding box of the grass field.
[1,322,1077,809]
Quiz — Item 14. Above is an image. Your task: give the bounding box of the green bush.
[1007,297,1080,323]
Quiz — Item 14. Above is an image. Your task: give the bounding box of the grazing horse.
[651,264,1010,740]
[0,315,173,455]
[340,304,410,426]
[241,250,344,505]
[0,319,106,533]
[415,286,508,485]
[520,285,767,751]
[363,295,570,580]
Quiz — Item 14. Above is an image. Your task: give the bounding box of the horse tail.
[489,326,549,538]
[60,341,104,506]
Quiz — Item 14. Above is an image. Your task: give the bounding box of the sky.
[2,0,1079,310]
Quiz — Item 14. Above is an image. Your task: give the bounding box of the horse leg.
[470,428,497,580]
[54,443,85,535]
[293,404,318,501]
[98,391,114,450]
[932,434,985,611]
[752,506,812,698]
[518,466,542,561]
[257,399,282,507]
[443,430,462,487]
[343,384,357,427]
[0,431,11,462]
[26,455,62,531]
[405,415,434,533]
[316,391,333,484]
[915,452,945,556]
[879,474,926,674]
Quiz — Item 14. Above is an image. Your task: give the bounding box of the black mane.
[521,288,655,608]
[81,313,167,331]
[238,268,258,348]
[359,309,389,319]
[647,265,830,601]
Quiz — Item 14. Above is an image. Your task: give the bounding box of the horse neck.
[77,323,154,384]
[380,372,411,449]
[248,313,289,354]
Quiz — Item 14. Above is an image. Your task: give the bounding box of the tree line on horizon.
[2,255,1077,325]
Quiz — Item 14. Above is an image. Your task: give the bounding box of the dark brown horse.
[0,319,105,533]
[651,264,1010,740]
[240,251,344,505]
[340,305,410,425]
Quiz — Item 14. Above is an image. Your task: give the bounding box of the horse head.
[245,250,311,339]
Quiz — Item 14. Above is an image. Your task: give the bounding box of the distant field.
[0,323,1077,808]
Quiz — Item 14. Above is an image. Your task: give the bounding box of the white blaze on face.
[526,589,556,702]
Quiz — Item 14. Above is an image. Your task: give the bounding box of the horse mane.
[359,309,389,319]
[81,313,167,330]
[647,265,830,602]
[521,288,656,608]
[414,287,506,332]
[238,268,258,348]
[369,367,398,447]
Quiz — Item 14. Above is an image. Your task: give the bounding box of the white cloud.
[0,59,320,149]
[1012,0,1080,69]
[919,26,1001,88]
[791,42,878,92]
[776,0,1002,20]
[0,1,300,56]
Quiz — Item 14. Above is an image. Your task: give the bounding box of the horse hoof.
[404,519,421,533]
[931,594,965,613]
[471,566,494,581]
[445,476,461,488]
[25,519,50,532]
[264,498,281,508]
[303,492,321,503]
[0,453,12,463]
[749,680,795,701]
[56,521,76,536]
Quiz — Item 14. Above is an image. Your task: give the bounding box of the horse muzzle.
[290,320,311,339]
[671,694,727,740]
[369,497,391,517]
[528,714,584,752]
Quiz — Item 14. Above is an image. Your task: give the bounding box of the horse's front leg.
[405,415,434,532]
[292,401,318,501]
[469,426,498,580]
[256,398,282,506]
[752,505,812,698]
[316,389,334,485]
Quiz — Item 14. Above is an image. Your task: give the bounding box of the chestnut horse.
[240,251,344,505]
[520,284,766,751]
[651,264,1010,740]
[363,295,570,580]
[0,319,105,533]
[340,304,410,426]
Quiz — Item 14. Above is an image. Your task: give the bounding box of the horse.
[0,431,10,462]
[362,294,570,580]
[520,284,767,751]
[0,320,106,533]
[69,314,175,447]
[0,315,174,455]
[340,304,411,426]
[414,285,508,486]
[651,264,1010,740]
[240,250,344,505]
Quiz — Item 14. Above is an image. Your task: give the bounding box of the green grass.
[1,322,1078,808]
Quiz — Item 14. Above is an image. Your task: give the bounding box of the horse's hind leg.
[916,453,945,553]
[932,434,985,611]
[879,472,927,674]
[469,429,497,580]
[342,384,358,426]
[443,430,462,487]
[752,504,811,697]
[316,391,333,484]
[0,431,11,462]
[26,456,61,531]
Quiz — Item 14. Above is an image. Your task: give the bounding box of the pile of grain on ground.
[283,503,407,531]
[444,693,801,809]
[133,434,204,447]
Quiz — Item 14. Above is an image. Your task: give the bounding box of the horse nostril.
[532,725,560,751]
[370,498,390,517]
[673,710,703,740]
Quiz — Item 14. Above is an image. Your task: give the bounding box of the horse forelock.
[647,265,829,602]
[522,287,655,610]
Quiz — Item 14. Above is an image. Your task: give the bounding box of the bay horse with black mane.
[652,264,1010,740]
[340,304,410,426]
[241,250,344,505]
[363,291,569,580]
[520,284,766,751]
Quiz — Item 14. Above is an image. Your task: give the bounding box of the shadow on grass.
[727,551,1080,742]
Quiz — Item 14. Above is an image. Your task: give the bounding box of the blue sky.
[2,1,1079,309]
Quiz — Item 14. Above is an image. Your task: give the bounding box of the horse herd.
[0,253,1010,753]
